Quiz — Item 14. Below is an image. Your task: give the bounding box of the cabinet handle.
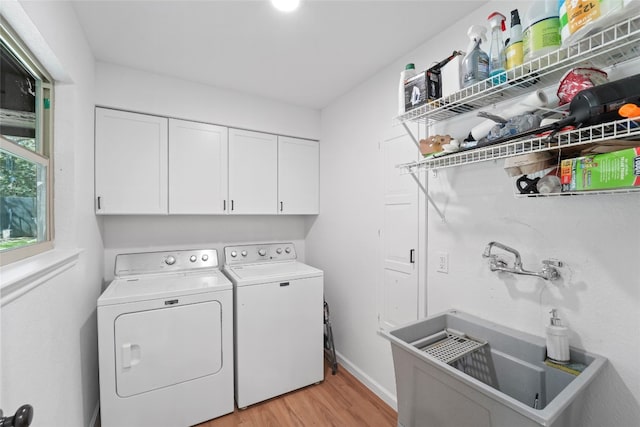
[223,200,226,211]
[231,200,234,211]
[280,201,284,212]
[410,249,415,264]
[97,196,101,210]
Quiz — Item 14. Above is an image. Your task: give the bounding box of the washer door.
[114,300,222,397]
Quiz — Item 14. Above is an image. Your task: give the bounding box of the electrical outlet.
[437,252,449,273]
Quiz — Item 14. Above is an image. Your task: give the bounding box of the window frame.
[0,17,54,266]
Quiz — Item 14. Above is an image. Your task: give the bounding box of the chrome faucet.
[482,241,562,281]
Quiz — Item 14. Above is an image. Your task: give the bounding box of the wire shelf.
[395,14,640,126]
[515,187,640,198]
[398,118,640,174]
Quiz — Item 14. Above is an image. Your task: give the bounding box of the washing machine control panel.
[224,243,297,265]
[115,249,220,277]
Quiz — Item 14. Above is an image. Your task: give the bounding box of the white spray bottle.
[461,25,489,88]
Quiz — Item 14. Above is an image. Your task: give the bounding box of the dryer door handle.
[121,343,141,369]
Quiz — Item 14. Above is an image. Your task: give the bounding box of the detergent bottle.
[398,63,417,115]
[461,25,489,88]
[523,0,561,61]
[487,12,507,84]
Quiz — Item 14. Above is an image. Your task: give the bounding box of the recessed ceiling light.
[271,0,300,13]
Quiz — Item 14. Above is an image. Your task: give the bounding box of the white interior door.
[228,129,278,214]
[379,128,419,331]
[168,119,228,214]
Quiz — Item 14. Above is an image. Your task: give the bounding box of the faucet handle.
[542,259,563,268]
[541,259,563,281]
[487,255,508,270]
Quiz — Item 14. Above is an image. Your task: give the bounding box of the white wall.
[95,62,320,140]
[309,0,640,424]
[94,63,321,276]
[101,216,308,283]
[0,1,103,426]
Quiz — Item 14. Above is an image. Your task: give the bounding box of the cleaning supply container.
[381,309,607,427]
[546,309,570,363]
[487,12,507,84]
[560,0,623,45]
[398,63,417,115]
[461,25,490,88]
[506,9,524,70]
[523,0,561,62]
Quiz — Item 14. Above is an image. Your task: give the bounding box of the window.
[0,18,54,265]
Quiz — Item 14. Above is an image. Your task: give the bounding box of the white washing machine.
[97,249,234,427]
[223,242,324,408]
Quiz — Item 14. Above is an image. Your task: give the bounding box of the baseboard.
[335,350,398,411]
[89,402,99,427]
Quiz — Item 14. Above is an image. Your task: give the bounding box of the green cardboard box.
[560,147,640,192]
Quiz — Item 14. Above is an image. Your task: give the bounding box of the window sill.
[0,248,82,306]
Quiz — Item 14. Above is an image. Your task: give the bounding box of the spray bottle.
[461,25,489,88]
[487,12,507,85]
[505,9,523,70]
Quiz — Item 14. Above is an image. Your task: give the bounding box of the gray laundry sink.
[380,310,606,427]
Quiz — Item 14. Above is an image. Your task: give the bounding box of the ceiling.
[72,0,487,109]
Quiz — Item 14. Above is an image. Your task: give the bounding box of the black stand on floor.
[324,300,338,375]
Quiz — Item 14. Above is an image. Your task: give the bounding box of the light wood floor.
[196,363,397,427]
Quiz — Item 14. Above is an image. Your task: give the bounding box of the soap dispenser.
[546,309,570,363]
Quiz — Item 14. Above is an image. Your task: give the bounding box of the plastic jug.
[523,0,561,61]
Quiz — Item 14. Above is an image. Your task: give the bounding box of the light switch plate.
[437,252,449,273]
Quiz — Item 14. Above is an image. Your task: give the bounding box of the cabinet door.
[169,119,228,214]
[278,137,319,214]
[95,108,168,214]
[228,129,278,214]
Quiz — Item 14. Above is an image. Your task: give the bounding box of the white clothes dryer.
[97,249,233,427]
[223,243,324,408]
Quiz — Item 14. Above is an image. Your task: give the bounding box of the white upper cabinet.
[95,108,319,215]
[168,119,228,214]
[95,108,168,214]
[228,129,278,214]
[278,136,319,214]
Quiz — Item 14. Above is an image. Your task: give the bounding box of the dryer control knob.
[276,248,283,254]
[165,255,176,265]
[258,249,267,256]
[202,254,209,261]
[285,247,291,254]
[231,251,237,258]
[189,255,197,262]
[241,250,248,257]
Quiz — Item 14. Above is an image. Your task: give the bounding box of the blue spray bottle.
[461,25,489,88]
[488,11,507,85]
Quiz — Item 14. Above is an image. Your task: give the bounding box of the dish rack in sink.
[410,328,487,365]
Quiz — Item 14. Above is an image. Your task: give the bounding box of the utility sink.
[381,310,606,427]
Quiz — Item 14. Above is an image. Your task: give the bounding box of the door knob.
[0,404,34,427]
